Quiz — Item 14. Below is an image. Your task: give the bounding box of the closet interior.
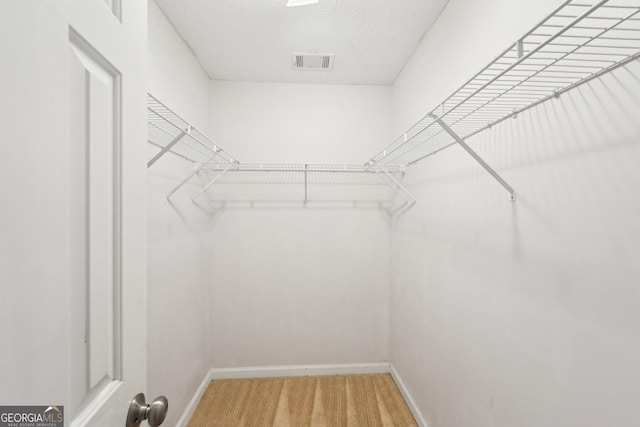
[9,0,638,425]
[148,0,640,425]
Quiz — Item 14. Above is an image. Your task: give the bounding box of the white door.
[0,1,148,426]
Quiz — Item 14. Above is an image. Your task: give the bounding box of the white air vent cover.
[291,53,334,71]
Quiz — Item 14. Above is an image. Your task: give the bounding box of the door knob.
[126,393,168,427]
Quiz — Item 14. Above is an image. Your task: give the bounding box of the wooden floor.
[187,374,418,427]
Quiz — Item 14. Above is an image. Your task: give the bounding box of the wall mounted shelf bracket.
[371,164,417,216]
[166,151,221,200]
[429,113,516,202]
[147,129,188,168]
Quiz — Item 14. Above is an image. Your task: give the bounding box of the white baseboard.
[175,369,213,427]
[210,362,390,380]
[390,363,428,427]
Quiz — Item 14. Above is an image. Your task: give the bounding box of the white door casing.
[0,1,147,425]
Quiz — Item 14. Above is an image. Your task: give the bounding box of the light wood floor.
[187,374,418,426]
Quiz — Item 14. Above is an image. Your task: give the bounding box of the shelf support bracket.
[147,129,188,168]
[372,165,416,217]
[430,113,515,201]
[304,164,308,205]
[166,151,220,200]
[191,163,234,203]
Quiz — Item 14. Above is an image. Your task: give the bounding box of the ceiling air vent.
[292,53,334,71]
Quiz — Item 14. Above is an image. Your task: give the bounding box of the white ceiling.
[154,0,450,85]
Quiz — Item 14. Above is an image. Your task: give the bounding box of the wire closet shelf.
[367,0,640,200]
[146,97,414,215]
[147,0,640,210]
[196,163,413,215]
[147,94,237,168]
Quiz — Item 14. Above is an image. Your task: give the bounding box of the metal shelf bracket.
[371,164,417,217]
[147,129,187,168]
[429,113,515,201]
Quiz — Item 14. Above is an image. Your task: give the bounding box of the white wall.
[207,81,392,367]
[390,1,640,426]
[209,81,392,164]
[147,2,213,425]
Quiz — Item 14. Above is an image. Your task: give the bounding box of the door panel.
[0,1,147,426]
[68,31,120,412]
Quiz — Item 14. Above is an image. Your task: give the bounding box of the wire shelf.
[368,0,640,167]
[146,94,414,211]
[195,163,414,213]
[147,94,237,167]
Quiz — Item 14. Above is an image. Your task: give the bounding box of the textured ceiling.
[154,0,450,85]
